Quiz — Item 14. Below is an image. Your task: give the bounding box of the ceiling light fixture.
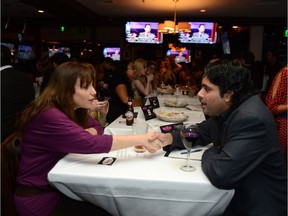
[158,0,191,34]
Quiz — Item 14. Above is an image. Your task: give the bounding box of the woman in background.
[147,60,160,91]
[106,60,143,123]
[265,66,288,163]
[132,58,154,98]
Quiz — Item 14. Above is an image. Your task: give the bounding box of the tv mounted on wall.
[166,49,191,63]
[103,47,121,61]
[18,45,36,60]
[125,21,163,44]
[178,22,218,44]
[48,47,71,58]
[1,42,15,52]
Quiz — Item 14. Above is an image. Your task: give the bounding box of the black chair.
[1,132,21,216]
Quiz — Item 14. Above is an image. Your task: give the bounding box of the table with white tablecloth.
[104,106,206,135]
[48,147,234,216]
[156,95,201,107]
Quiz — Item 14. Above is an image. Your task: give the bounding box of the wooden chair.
[1,132,21,216]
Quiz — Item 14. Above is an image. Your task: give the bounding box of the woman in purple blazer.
[14,61,167,216]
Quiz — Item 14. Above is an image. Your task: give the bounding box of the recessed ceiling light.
[38,10,44,13]
[200,9,206,13]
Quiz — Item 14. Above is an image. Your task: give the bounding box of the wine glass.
[180,124,199,172]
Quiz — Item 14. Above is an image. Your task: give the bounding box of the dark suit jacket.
[167,95,287,215]
[199,95,287,216]
[138,32,155,39]
[1,66,35,141]
[191,32,209,43]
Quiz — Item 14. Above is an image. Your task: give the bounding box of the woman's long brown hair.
[15,61,96,135]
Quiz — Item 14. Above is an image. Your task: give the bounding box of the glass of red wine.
[180,124,199,172]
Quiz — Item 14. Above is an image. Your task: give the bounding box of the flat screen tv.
[18,45,36,60]
[1,42,15,52]
[178,22,218,44]
[166,49,191,63]
[48,47,71,58]
[221,31,231,55]
[103,47,121,61]
[125,21,163,44]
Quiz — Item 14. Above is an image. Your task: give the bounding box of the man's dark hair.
[204,59,258,108]
[1,45,12,66]
[50,52,69,66]
[242,51,255,64]
[103,57,113,65]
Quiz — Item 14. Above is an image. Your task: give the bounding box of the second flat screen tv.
[103,47,121,61]
[125,21,163,44]
[179,22,217,44]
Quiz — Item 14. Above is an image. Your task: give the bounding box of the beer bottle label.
[126,111,134,120]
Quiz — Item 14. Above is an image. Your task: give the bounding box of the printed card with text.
[141,105,157,120]
[160,123,184,133]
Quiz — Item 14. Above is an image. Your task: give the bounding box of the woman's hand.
[147,74,154,83]
[91,100,109,115]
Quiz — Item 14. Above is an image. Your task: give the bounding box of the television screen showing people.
[1,42,14,52]
[125,21,163,44]
[103,47,121,61]
[18,45,36,60]
[178,22,217,44]
[48,47,71,58]
[166,49,190,63]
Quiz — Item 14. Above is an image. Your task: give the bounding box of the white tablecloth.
[104,106,206,135]
[48,148,234,216]
[155,95,201,107]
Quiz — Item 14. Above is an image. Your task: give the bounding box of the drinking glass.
[132,122,148,153]
[180,124,199,172]
[174,87,181,103]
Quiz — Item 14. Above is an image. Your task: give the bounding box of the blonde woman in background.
[132,58,154,98]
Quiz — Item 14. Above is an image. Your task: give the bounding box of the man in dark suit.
[138,24,155,41]
[1,45,35,141]
[157,59,287,215]
[191,24,209,43]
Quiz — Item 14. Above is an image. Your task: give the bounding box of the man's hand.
[148,131,173,147]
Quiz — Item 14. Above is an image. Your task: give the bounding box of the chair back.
[1,132,21,216]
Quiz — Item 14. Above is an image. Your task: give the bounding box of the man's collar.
[218,107,234,122]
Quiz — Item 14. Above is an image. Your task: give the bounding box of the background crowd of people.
[1,44,287,216]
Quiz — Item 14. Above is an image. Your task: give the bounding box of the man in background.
[1,45,35,141]
[111,49,120,61]
[175,51,186,63]
[191,24,210,43]
[138,24,155,40]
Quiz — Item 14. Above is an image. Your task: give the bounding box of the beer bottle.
[125,97,134,126]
